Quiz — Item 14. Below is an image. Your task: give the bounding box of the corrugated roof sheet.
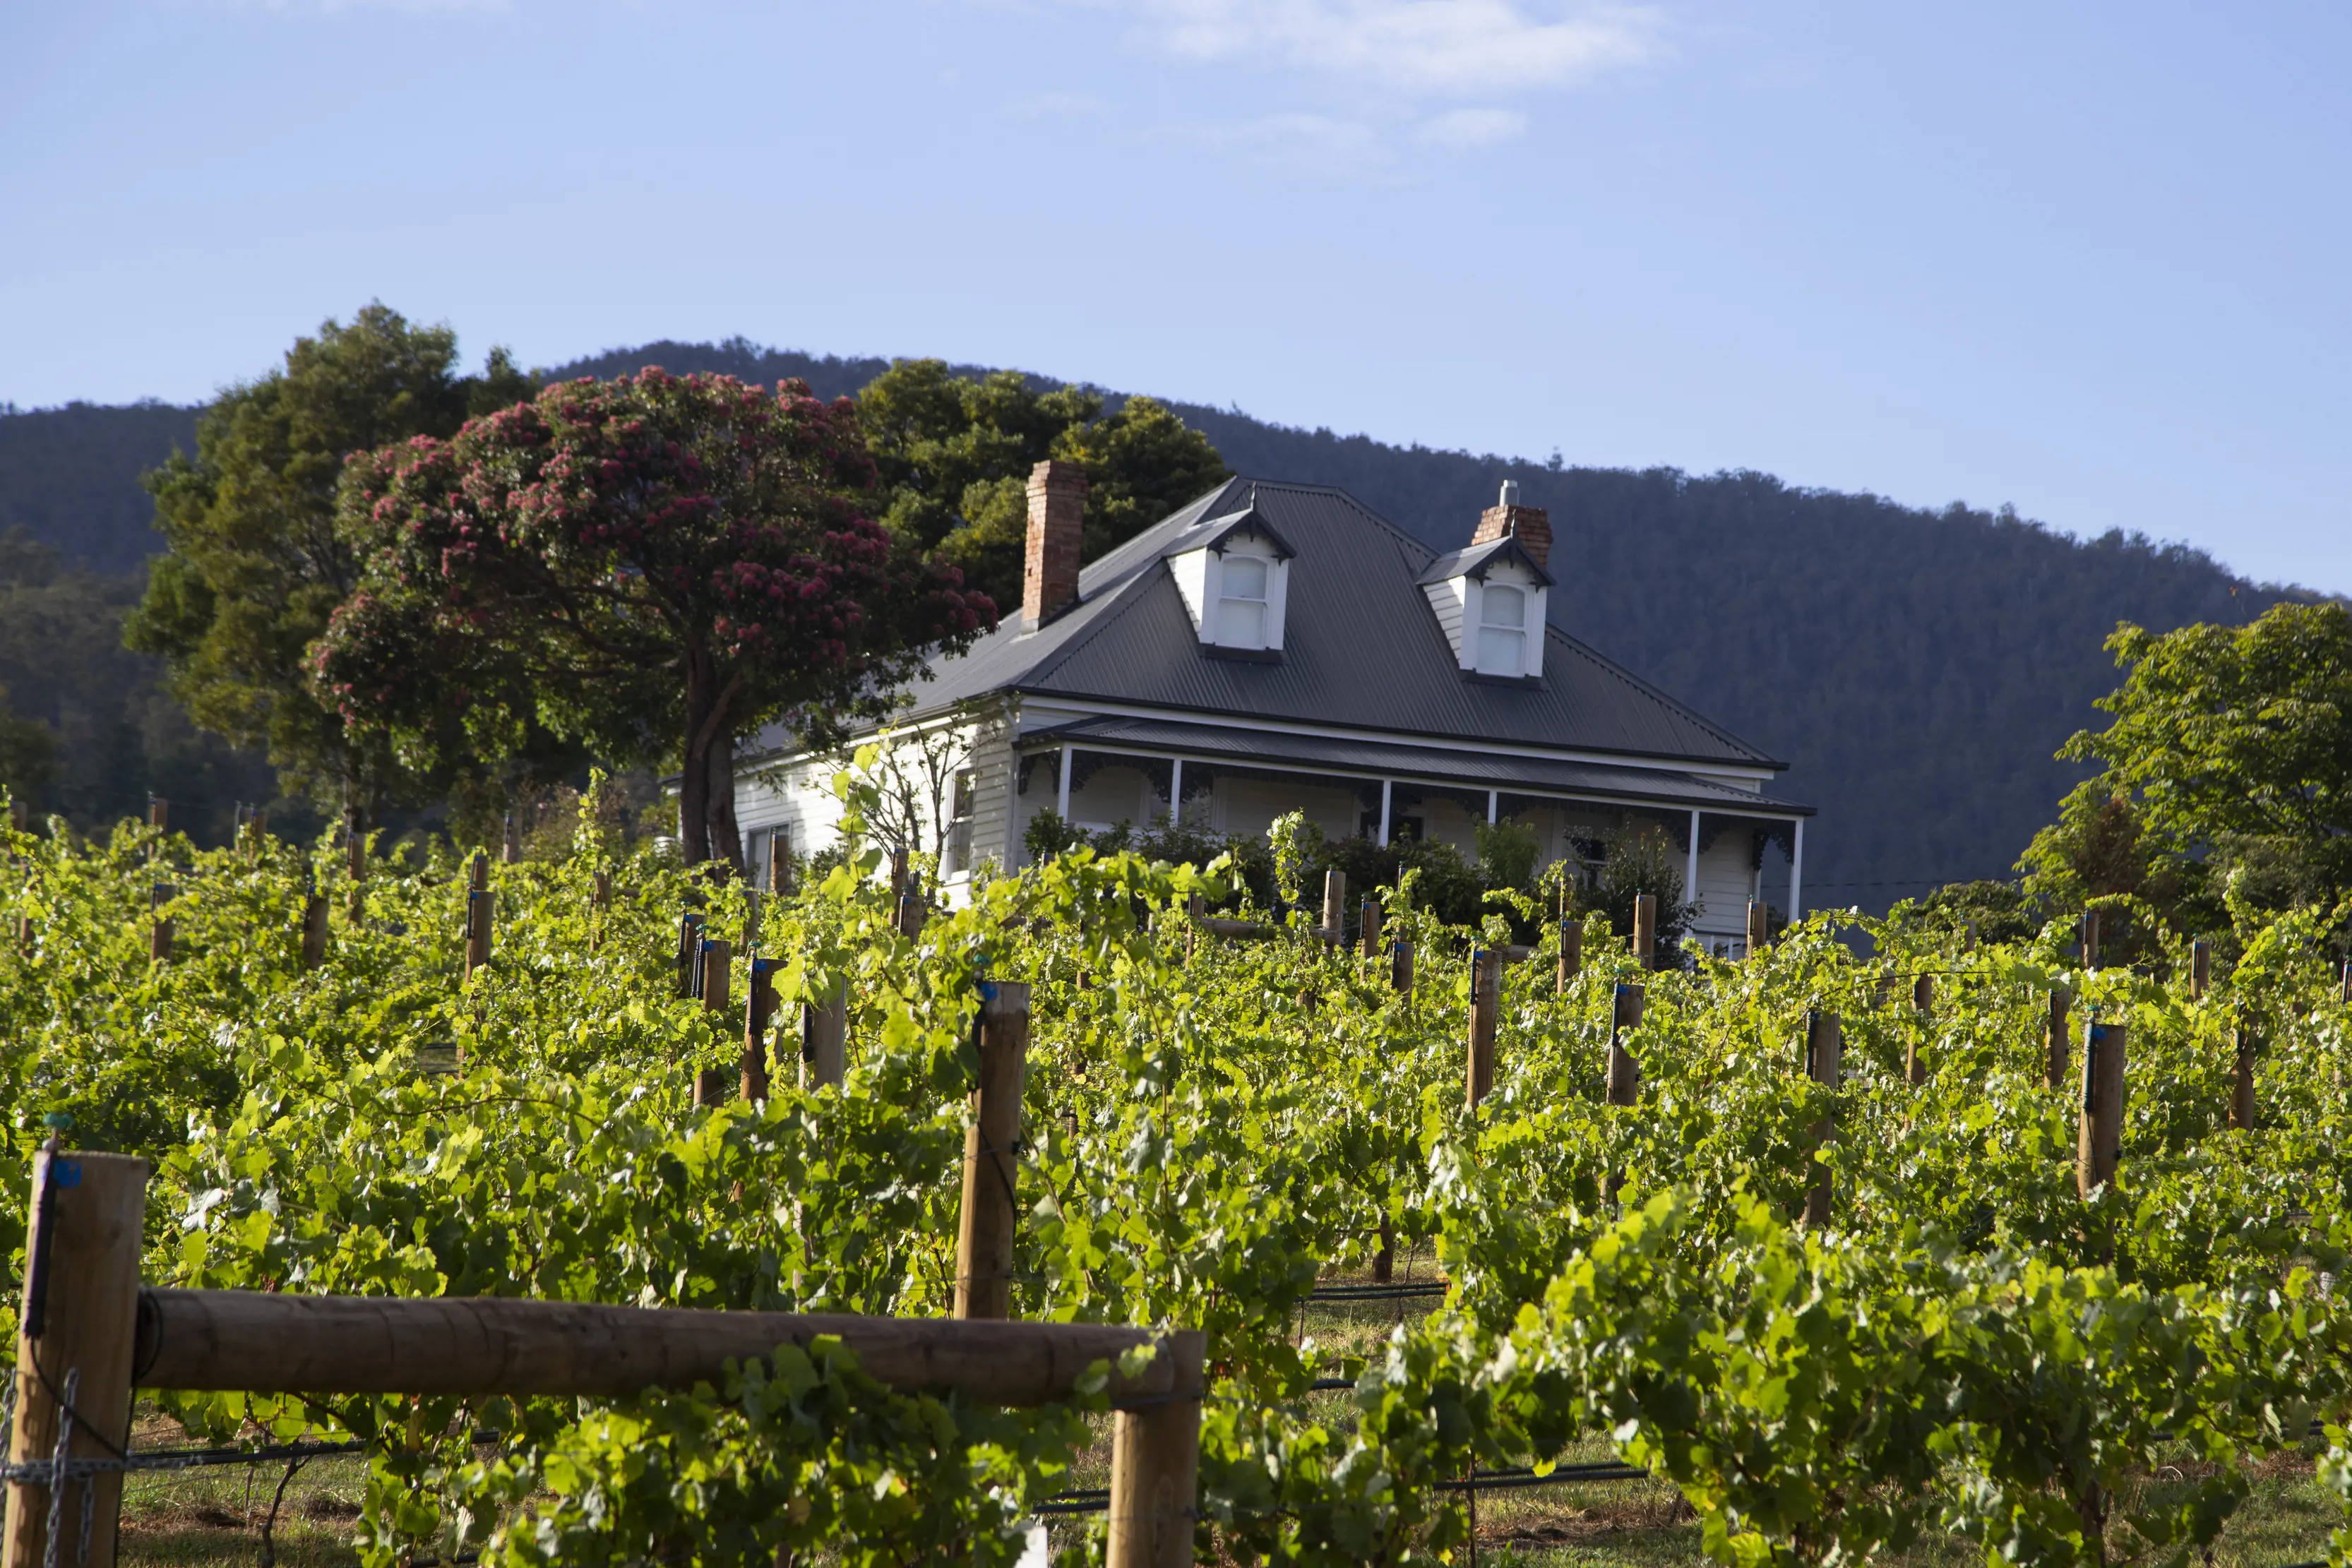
[751,478,1781,771]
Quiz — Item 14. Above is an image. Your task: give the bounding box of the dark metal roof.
[752,478,1783,771]
[1026,714,1813,815]
[1416,537,1556,588]
[1182,504,1296,560]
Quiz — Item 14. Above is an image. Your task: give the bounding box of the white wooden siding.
[1422,578,1467,662]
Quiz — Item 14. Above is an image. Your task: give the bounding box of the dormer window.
[1476,584,1526,676]
[1416,533,1552,681]
[1164,501,1296,655]
[1217,554,1270,646]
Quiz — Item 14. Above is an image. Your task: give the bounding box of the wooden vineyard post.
[675,911,704,998]
[1802,1010,1841,1227]
[1465,948,1500,1110]
[148,883,173,963]
[299,883,330,970]
[1106,1328,1206,1568]
[502,813,521,865]
[1746,898,1768,958]
[1906,974,1933,1086]
[2228,1024,2257,1131]
[741,955,777,1101]
[465,854,491,981]
[1606,983,1644,1106]
[955,981,1030,1321]
[2045,988,2071,1091]
[4,1144,150,1568]
[147,796,167,835]
[1322,868,1348,942]
[801,981,848,1090]
[699,940,732,1017]
[2082,910,2101,970]
[590,870,611,952]
[691,1067,731,1109]
[1632,894,1656,969]
[2190,940,2211,999]
[1390,933,1414,997]
[1558,917,1582,995]
[1359,897,1383,971]
[2077,1018,2127,1198]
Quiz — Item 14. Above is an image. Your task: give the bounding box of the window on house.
[1476,583,1526,676]
[1216,554,1269,647]
[945,770,977,875]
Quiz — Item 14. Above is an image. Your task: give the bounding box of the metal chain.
[75,1478,92,1566]
[41,1367,76,1568]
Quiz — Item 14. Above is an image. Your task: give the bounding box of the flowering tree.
[312,371,991,866]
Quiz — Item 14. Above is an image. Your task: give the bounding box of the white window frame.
[1475,582,1527,677]
[1193,537,1288,651]
[1215,553,1270,648]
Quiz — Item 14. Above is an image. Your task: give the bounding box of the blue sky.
[5,1,2348,593]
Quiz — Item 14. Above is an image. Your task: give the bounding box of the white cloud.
[1415,106,1527,147]
[1122,1,1665,96]
[1158,112,1390,176]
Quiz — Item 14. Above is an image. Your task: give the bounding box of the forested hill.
[0,400,198,575]
[0,341,2305,907]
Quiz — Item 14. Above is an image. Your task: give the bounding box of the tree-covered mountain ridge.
[0,335,2322,908]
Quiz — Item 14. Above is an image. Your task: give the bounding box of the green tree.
[314,371,989,868]
[2021,600,2352,927]
[1592,819,1699,959]
[126,304,532,810]
[0,686,52,801]
[858,360,1228,608]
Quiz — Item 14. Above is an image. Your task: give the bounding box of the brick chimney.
[1022,459,1087,625]
[1472,478,1551,570]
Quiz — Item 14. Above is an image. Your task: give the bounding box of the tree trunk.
[676,657,744,868]
[705,729,745,873]
[676,734,712,865]
[678,662,715,864]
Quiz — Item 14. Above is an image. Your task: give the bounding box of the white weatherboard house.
[734,463,1814,955]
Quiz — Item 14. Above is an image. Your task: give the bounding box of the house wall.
[735,753,849,883]
[1689,832,1760,939]
[1211,774,1358,843]
[734,702,1017,904]
[962,711,1019,880]
[1066,762,1166,834]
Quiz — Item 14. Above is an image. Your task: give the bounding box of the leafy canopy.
[126,303,532,805]
[2022,600,2352,930]
[857,359,1228,609]
[313,369,992,866]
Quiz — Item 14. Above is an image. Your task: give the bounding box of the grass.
[118,1407,365,1568]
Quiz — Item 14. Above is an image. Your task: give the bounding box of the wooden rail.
[6,1146,1205,1568]
[132,1289,1192,1408]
